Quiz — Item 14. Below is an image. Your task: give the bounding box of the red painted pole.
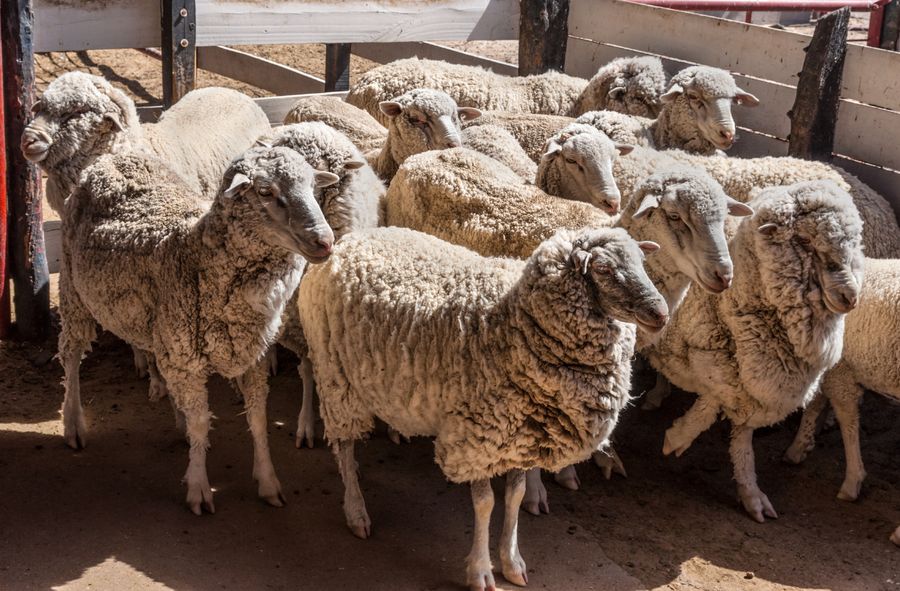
[627,0,881,9]
[867,1,886,45]
[0,22,9,340]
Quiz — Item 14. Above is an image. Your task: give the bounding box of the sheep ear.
[457,107,482,121]
[254,138,273,148]
[224,173,252,198]
[615,143,634,156]
[757,223,778,236]
[571,249,592,275]
[314,171,340,188]
[379,101,403,118]
[660,83,684,104]
[638,241,661,254]
[607,86,626,100]
[30,100,42,114]
[734,89,760,107]
[343,158,366,170]
[726,197,754,217]
[104,112,125,132]
[632,194,660,219]
[541,140,562,162]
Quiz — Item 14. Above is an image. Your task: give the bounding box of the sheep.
[22,71,271,213]
[384,147,615,260]
[644,180,864,522]
[462,111,575,163]
[347,57,588,125]
[462,123,538,183]
[59,146,339,514]
[783,258,900,507]
[571,56,669,118]
[261,122,385,449]
[536,123,900,258]
[298,225,669,589]
[283,95,387,153]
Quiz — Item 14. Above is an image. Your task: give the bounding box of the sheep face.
[379,89,481,165]
[22,72,134,170]
[570,228,669,333]
[602,57,668,118]
[542,124,631,215]
[660,66,759,151]
[752,181,864,315]
[630,169,753,293]
[224,146,338,263]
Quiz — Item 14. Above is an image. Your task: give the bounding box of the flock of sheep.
[19,54,900,589]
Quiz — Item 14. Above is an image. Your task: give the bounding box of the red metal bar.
[0,21,9,340]
[628,0,881,9]
[868,1,886,45]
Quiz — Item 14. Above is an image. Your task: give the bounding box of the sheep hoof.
[554,467,580,491]
[261,490,287,508]
[64,416,88,450]
[387,427,410,445]
[186,485,215,516]
[295,416,316,449]
[467,565,496,591]
[348,521,371,540]
[295,432,315,449]
[782,442,810,465]
[837,479,863,502]
[737,485,777,523]
[522,475,550,516]
[890,526,900,546]
[662,428,692,457]
[593,449,627,479]
[501,555,528,587]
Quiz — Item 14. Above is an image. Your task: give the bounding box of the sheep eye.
[564,157,577,165]
[409,115,428,126]
[593,263,612,274]
[257,186,273,197]
[667,212,681,221]
[826,261,841,272]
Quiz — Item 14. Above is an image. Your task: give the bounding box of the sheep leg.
[730,423,777,523]
[133,347,149,379]
[60,346,89,450]
[891,525,900,547]
[466,479,496,591]
[266,347,279,377]
[334,439,371,539]
[165,373,215,515]
[295,355,317,449]
[143,350,171,402]
[827,370,866,501]
[522,468,549,515]
[642,372,671,410]
[387,426,410,445]
[58,272,96,450]
[783,388,829,464]
[236,361,285,507]
[592,446,627,479]
[500,470,528,587]
[663,398,720,456]
[553,464,580,490]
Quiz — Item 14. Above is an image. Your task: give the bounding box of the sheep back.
[283,96,387,153]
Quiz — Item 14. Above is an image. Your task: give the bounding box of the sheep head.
[223,146,338,263]
[594,56,668,117]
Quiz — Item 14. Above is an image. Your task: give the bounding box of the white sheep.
[571,56,669,118]
[284,95,387,153]
[536,123,900,258]
[59,146,339,514]
[645,180,864,522]
[347,57,588,125]
[462,111,576,163]
[262,122,384,449]
[783,258,900,508]
[298,225,668,589]
[462,123,538,183]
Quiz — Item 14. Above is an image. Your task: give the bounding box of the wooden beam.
[325,44,351,92]
[881,0,900,50]
[0,24,8,339]
[197,46,324,95]
[788,7,850,162]
[352,42,518,75]
[162,0,197,107]
[519,0,570,75]
[2,0,50,341]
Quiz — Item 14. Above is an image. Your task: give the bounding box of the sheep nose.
[720,130,734,141]
[714,268,733,290]
[603,199,620,215]
[445,136,461,148]
[315,238,333,255]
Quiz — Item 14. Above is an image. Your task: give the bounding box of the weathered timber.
[325,43,352,92]
[519,0,570,75]
[162,0,197,107]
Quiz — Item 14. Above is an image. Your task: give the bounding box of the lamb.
[22,71,271,213]
[59,146,338,514]
[570,56,669,117]
[298,225,669,589]
[644,180,864,522]
[283,95,387,153]
[536,123,900,258]
[384,148,615,260]
[783,258,900,508]
[261,122,385,449]
[347,57,588,125]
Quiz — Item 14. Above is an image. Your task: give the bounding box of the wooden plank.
[835,157,900,220]
[197,46,324,95]
[881,0,900,50]
[33,0,160,52]
[842,44,900,112]
[325,44,352,92]
[730,128,789,158]
[788,7,849,162]
[835,101,900,172]
[137,92,349,126]
[519,0,569,75]
[352,42,518,75]
[2,0,50,340]
[162,0,197,107]
[569,0,809,86]
[0,29,8,338]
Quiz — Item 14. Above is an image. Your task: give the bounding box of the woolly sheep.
[59,147,339,514]
[346,57,588,125]
[283,96,387,153]
[645,180,864,522]
[536,123,900,258]
[298,225,668,589]
[462,111,575,163]
[384,148,614,259]
[462,123,538,183]
[23,71,271,213]
[262,122,385,449]
[783,258,900,508]
[571,56,669,117]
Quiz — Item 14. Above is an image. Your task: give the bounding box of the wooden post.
[788,7,850,162]
[881,0,900,50]
[518,0,570,76]
[0,22,9,339]
[325,44,351,92]
[162,0,197,107]
[2,0,50,341]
